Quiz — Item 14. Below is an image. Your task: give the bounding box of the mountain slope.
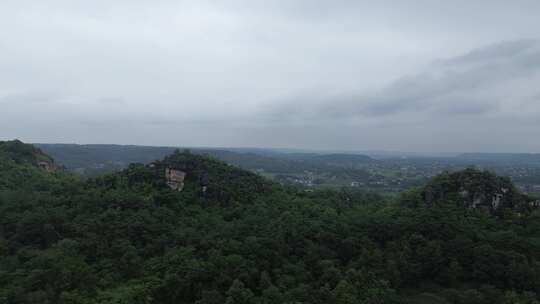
[0,140,65,190]
[93,149,275,206]
[1,142,540,303]
[417,168,532,214]
[1,140,58,170]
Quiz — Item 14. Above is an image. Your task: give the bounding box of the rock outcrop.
[165,167,186,191]
[419,168,530,214]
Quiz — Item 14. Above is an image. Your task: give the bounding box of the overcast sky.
[1,0,540,152]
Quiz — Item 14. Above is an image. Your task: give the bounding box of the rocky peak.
[420,168,529,214]
[164,167,186,191]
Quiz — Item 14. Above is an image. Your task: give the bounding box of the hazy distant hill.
[457,153,540,165]
[36,143,375,176]
[35,144,177,168]
[302,153,374,166]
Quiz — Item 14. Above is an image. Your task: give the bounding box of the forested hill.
[1,140,58,169]
[407,168,535,214]
[1,141,540,303]
[100,149,275,207]
[0,140,64,190]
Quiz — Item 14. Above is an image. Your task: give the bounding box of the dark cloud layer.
[269,39,540,119]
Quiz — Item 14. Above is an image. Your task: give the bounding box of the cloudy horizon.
[2,1,540,153]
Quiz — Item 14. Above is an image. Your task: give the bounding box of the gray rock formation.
[165,168,186,191]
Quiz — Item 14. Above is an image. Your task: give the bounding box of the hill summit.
[420,168,534,213]
[94,148,274,206]
[0,139,59,172]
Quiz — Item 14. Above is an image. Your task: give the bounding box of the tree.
[225,280,254,304]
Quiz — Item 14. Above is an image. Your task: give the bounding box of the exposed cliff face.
[164,150,270,202]
[420,168,530,214]
[114,149,273,205]
[164,167,186,191]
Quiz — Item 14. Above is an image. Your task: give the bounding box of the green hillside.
[1,141,540,303]
[1,140,57,168]
[413,168,532,214]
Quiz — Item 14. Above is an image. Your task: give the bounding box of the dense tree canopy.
[1,142,539,303]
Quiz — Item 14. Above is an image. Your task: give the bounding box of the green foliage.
[1,140,54,165]
[1,142,539,303]
[417,168,533,215]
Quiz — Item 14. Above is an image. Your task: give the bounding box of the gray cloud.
[440,39,540,66]
[1,1,540,152]
[269,39,540,120]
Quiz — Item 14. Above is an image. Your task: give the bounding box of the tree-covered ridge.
[416,168,534,214]
[1,142,540,303]
[0,141,68,191]
[0,140,57,168]
[91,149,276,206]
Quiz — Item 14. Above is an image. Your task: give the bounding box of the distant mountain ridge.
[36,143,375,176]
[458,153,540,163]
